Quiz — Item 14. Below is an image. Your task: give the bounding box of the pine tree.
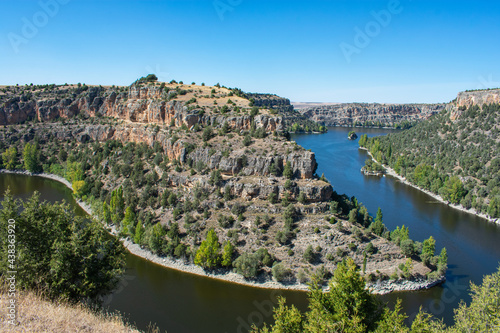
[421,236,436,266]
[221,241,234,267]
[283,161,293,179]
[134,220,145,245]
[23,142,41,172]
[121,206,136,237]
[2,146,18,170]
[194,229,221,269]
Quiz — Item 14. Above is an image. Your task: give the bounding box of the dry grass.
[0,289,140,332]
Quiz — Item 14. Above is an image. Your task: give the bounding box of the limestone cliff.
[0,85,284,133]
[296,103,446,127]
[449,88,500,120]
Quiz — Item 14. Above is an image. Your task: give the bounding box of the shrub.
[243,135,252,146]
[272,263,291,282]
[304,245,315,263]
[233,253,260,279]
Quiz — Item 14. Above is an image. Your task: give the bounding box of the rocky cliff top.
[455,89,500,108]
[448,88,500,120]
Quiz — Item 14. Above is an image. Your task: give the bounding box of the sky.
[1,0,499,103]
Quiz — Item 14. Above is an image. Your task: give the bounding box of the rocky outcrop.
[455,89,500,108]
[297,103,446,127]
[449,89,500,120]
[0,86,284,133]
[246,93,294,113]
[9,123,316,179]
[160,174,333,204]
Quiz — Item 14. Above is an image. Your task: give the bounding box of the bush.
[243,135,252,147]
[231,202,246,215]
[304,245,315,263]
[202,126,214,142]
[400,239,416,257]
[233,253,260,279]
[256,248,274,267]
[365,242,376,254]
[272,263,291,282]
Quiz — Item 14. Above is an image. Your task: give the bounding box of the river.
[1,126,499,331]
[292,127,500,324]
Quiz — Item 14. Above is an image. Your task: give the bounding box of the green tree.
[121,206,136,237]
[421,236,436,266]
[233,252,260,279]
[202,126,214,142]
[298,192,307,204]
[400,239,416,258]
[272,263,291,282]
[442,176,467,204]
[194,229,221,269]
[0,191,125,301]
[146,223,166,255]
[371,207,386,236]
[134,220,145,245]
[488,197,500,218]
[72,180,86,198]
[243,135,252,146]
[450,265,500,332]
[102,202,111,225]
[304,245,315,263]
[221,241,234,267]
[252,297,303,333]
[437,247,448,275]
[110,186,125,223]
[374,299,409,333]
[65,161,83,183]
[2,146,18,170]
[349,209,358,223]
[283,161,293,179]
[23,142,41,172]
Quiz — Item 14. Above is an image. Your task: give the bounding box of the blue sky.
[1,0,499,103]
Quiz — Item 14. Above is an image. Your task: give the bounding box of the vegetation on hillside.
[359,103,500,218]
[0,79,447,286]
[0,191,125,302]
[252,260,500,333]
[0,119,445,284]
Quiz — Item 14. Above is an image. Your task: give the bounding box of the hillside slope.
[0,78,445,291]
[359,89,500,220]
[0,289,139,332]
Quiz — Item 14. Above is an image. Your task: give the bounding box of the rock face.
[455,89,500,108]
[448,89,500,120]
[297,103,446,127]
[0,86,283,133]
[246,93,294,113]
[8,122,318,180]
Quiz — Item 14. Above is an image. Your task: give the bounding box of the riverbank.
[359,148,499,225]
[0,169,445,294]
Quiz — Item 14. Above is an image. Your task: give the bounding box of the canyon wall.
[296,103,446,127]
